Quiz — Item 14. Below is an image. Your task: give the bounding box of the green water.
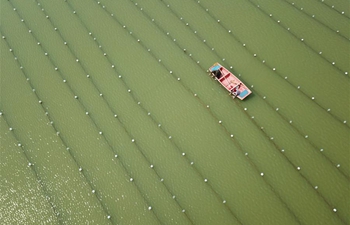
[1,0,349,224]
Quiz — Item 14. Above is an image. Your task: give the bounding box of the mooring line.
[282,0,349,41]
[0,28,115,224]
[0,114,63,225]
[95,1,348,221]
[125,0,349,179]
[4,3,163,224]
[243,0,349,75]
[15,0,193,223]
[67,0,346,222]
[36,2,196,224]
[76,0,304,220]
[52,0,235,222]
[152,0,350,128]
[4,0,344,223]
[318,0,350,20]
[187,0,349,125]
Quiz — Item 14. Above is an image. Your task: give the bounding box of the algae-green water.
[1,0,349,224]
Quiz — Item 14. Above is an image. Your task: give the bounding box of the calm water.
[1,0,349,224]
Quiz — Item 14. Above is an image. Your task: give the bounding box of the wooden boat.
[208,63,252,100]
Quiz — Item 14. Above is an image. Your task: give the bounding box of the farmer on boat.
[232,83,242,96]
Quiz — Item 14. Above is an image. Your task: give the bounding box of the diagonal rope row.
[3,2,163,224]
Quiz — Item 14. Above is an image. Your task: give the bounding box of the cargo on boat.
[209,63,252,100]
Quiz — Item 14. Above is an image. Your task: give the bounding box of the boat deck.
[209,63,251,100]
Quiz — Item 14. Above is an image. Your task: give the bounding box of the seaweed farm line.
[0,0,349,224]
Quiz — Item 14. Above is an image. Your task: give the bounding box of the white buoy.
[260,172,264,177]
[230,134,234,138]
[297,166,301,171]
[86,74,90,78]
[99,131,103,135]
[169,136,172,139]
[245,152,248,156]
[107,215,111,219]
[99,93,103,97]
[131,139,135,143]
[114,114,117,118]
[76,59,79,62]
[92,190,95,193]
[204,178,208,182]
[182,209,186,213]
[18,143,22,147]
[148,206,152,210]
[150,164,154,168]
[281,149,285,152]
[320,148,324,152]
[190,162,194,165]
[130,178,133,182]
[314,186,318,190]
[182,152,186,156]
[336,164,340,168]
[114,154,118,158]
[172,195,176,199]
[55,67,58,71]
[333,208,337,212]
[79,167,82,172]
[305,135,308,138]
[219,120,222,124]
[9,127,13,131]
[74,96,78,99]
[44,52,48,56]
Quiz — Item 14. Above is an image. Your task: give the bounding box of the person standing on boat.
[232,83,242,97]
